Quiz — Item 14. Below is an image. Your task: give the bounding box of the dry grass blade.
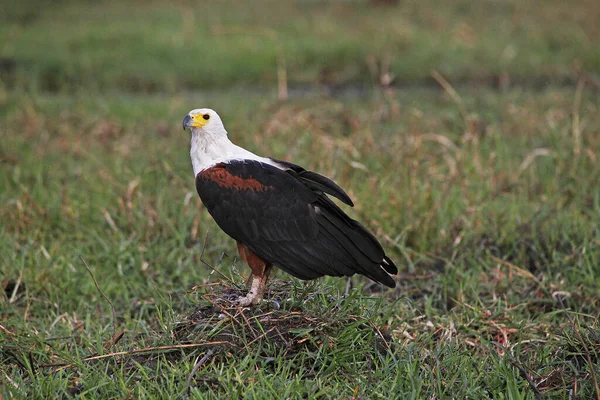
[185,348,216,396]
[431,70,469,125]
[489,255,537,281]
[572,78,585,156]
[80,255,117,341]
[0,324,15,335]
[8,272,22,304]
[45,342,229,372]
[517,148,554,177]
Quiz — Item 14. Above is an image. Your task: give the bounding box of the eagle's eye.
[203,114,210,120]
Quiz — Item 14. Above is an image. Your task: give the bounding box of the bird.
[183,108,397,306]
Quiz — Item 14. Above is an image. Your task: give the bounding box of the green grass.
[2,1,600,398]
[1,0,599,92]
[2,86,599,398]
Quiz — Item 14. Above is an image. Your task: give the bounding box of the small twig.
[369,321,390,352]
[199,259,237,285]
[253,311,276,320]
[43,341,228,372]
[236,309,259,340]
[80,255,117,341]
[510,358,543,400]
[198,232,237,286]
[274,327,291,348]
[242,327,277,350]
[185,348,216,396]
[199,232,209,259]
[103,330,125,350]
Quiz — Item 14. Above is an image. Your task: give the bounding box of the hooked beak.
[182,115,192,130]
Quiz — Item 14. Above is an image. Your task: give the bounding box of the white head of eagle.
[182,108,226,135]
[183,108,397,306]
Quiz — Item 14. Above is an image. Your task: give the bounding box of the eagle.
[183,108,397,306]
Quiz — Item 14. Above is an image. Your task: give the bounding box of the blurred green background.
[1,0,599,93]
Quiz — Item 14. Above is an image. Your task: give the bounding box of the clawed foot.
[220,292,260,306]
[234,274,265,306]
[235,293,261,307]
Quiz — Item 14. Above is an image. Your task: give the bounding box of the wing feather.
[269,158,354,206]
[195,159,395,287]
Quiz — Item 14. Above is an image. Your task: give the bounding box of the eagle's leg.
[236,242,272,306]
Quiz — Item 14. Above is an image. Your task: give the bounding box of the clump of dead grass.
[175,280,328,354]
[175,280,393,356]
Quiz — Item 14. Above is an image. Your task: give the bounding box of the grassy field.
[1,0,599,92]
[2,1,600,399]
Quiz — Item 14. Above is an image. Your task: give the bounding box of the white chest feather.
[189,129,282,176]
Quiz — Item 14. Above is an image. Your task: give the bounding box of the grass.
[2,86,600,398]
[2,0,600,399]
[1,0,599,92]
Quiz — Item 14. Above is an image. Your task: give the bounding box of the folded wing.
[195,159,397,287]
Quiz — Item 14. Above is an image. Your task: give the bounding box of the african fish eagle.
[183,108,397,306]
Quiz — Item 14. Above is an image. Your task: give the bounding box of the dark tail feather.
[316,214,376,269]
[382,256,398,275]
[318,206,383,263]
[376,257,397,288]
[374,268,396,288]
[316,209,396,288]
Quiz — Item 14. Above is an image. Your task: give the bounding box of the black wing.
[195,159,397,287]
[269,157,354,206]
